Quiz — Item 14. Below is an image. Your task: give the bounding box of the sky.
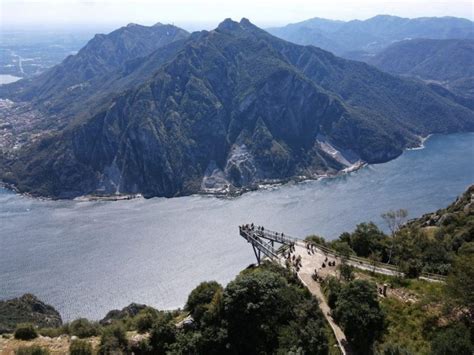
[1,0,473,30]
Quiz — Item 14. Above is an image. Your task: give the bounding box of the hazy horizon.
[1,0,473,32]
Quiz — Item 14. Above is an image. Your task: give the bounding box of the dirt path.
[292,244,352,355]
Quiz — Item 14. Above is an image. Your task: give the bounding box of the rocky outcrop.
[0,294,62,333]
[408,185,474,228]
[99,303,147,325]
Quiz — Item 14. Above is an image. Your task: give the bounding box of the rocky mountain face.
[368,39,474,98]
[267,15,474,59]
[0,294,62,333]
[407,185,474,229]
[0,19,473,198]
[0,23,189,113]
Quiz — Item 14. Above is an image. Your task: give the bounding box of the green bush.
[15,346,50,355]
[185,281,223,322]
[98,324,128,354]
[149,314,176,353]
[333,280,385,353]
[69,339,93,355]
[322,276,342,309]
[14,323,38,340]
[430,324,473,355]
[339,263,354,281]
[38,327,66,338]
[69,318,100,338]
[378,342,414,354]
[129,338,153,355]
[134,308,158,333]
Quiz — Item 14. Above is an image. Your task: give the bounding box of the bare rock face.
[0,294,62,333]
[409,185,474,229]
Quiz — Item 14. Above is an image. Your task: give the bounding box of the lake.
[0,132,473,320]
[0,75,21,85]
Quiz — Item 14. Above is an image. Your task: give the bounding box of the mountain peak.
[217,18,240,30]
[240,18,251,26]
[216,17,261,35]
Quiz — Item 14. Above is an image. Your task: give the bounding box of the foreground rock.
[0,294,62,333]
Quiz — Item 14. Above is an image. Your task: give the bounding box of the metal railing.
[240,224,447,281]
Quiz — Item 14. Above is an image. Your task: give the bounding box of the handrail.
[240,229,279,260]
[241,225,447,281]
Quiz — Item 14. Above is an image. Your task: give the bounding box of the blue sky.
[1,0,473,29]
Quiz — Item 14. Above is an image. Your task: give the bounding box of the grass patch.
[379,297,436,354]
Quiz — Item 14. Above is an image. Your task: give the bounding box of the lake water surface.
[1,133,473,320]
[0,74,21,85]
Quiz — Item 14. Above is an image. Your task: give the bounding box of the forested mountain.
[268,15,474,58]
[368,38,474,97]
[0,18,473,198]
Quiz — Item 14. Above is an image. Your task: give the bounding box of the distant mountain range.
[267,15,474,58]
[367,38,474,98]
[0,18,473,199]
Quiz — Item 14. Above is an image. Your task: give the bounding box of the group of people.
[311,256,338,283]
[284,246,302,272]
[305,241,318,255]
[322,259,336,268]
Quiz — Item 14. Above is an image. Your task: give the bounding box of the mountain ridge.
[0,18,473,198]
[367,38,474,98]
[267,15,474,58]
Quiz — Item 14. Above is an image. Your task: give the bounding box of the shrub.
[69,318,100,338]
[38,327,65,338]
[430,324,473,355]
[129,338,153,355]
[134,309,158,333]
[149,314,176,353]
[339,263,354,281]
[69,339,93,355]
[15,346,50,355]
[98,324,128,354]
[333,280,385,353]
[321,276,342,309]
[185,281,223,322]
[14,323,38,340]
[378,342,414,355]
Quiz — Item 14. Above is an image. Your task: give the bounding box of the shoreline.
[0,134,433,202]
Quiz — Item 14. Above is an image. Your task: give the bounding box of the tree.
[350,222,386,258]
[332,241,354,262]
[322,276,342,309]
[379,342,414,355]
[446,243,474,318]
[430,324,473,355]
[149,313,176,353]
[223,270,291,353]
[333,280,385,354]
[185,281,223,323]
[339,263,354,281]
[382,209,408,263]
[368,251,382,274]
[223,268,329,354]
